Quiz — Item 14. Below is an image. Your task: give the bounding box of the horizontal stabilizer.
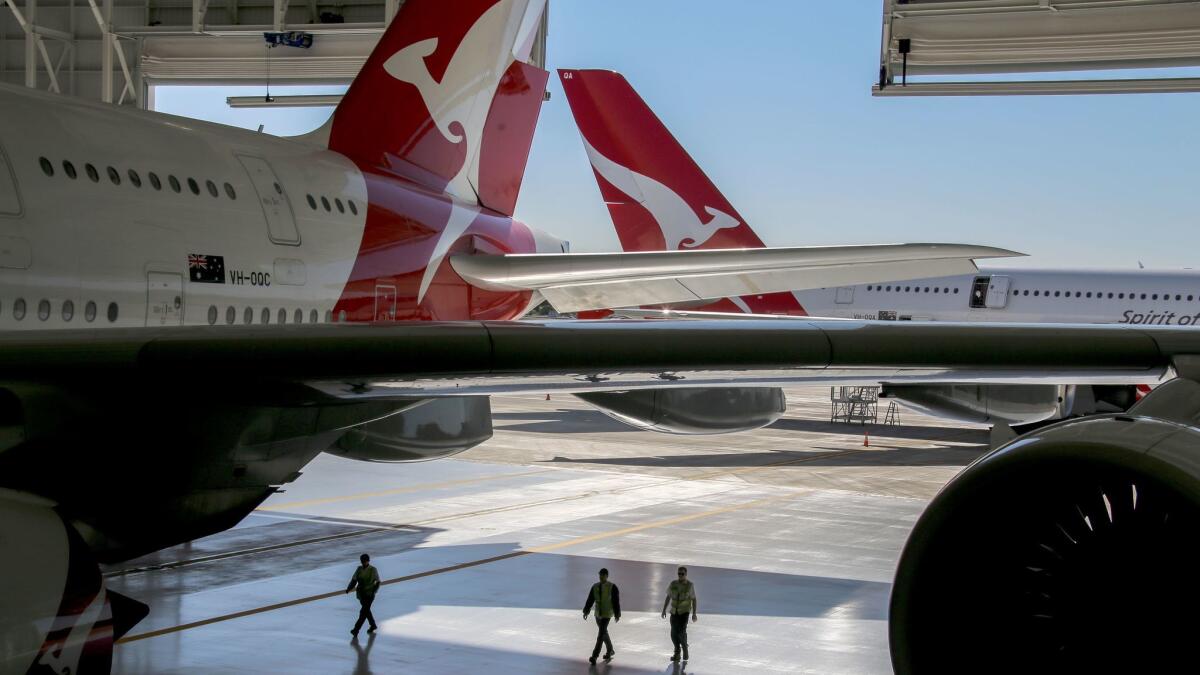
[450,243,1023,313]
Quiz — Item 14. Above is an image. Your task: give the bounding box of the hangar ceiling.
[876,0,1200,95]
[1,0,547,108]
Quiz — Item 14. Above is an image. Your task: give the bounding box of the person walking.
[582,567,621,664]
[661,565,697,662]
[346,553,381,636]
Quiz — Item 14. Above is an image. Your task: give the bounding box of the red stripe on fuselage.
[331,165,535,322]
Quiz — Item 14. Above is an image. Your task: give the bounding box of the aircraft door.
[835,286,855,304]
[986,276,1011,308]
[237,155,300,245]
[147,272,184,325]
[374,284,397,321]
[0,144,20,215]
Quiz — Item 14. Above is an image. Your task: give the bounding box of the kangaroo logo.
[581,137,739,249]
[382,0,514,202]
[380,0,540,304]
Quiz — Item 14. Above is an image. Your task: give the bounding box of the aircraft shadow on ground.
[546,446,987,469]
[491,408,638,433]
[491,409,988,447]
[767,417,987,443]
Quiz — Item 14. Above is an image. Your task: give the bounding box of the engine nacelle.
[575,387,785,434]
[890,378,1200,673]
[0,489,148,675]
[881,383,1070,425]
[328,396,493,462]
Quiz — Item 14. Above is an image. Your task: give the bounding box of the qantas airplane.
[558,67,1200,427]
[1,2,1198,673]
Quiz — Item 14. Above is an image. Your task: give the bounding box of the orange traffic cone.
[863,428,869,447]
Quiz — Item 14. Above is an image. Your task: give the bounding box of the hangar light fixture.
[226,95,343,108]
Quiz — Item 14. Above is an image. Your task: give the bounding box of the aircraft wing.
[450,243,1022,313]
[3,319,1189,398]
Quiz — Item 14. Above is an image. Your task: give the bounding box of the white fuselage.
[790,267,1200,326]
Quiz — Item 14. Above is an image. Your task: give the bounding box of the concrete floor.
[107,388,988,674]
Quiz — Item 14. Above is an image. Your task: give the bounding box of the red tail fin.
[558,68,764,251]
[330,0,548,216]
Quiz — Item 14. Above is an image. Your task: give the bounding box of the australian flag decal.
[188,254,226,283]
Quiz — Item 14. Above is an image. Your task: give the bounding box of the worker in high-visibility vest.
[582,567,622,664]
[345,553,381,636]
[661,565,698,662]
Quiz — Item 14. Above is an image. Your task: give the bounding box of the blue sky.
[155,1,1200,269]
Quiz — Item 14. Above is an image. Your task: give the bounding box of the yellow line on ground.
[256,469,552,511]
[118,491,801,644]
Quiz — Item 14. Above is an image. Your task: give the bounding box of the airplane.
[557,67,1197,430]
[0,2,1197,673]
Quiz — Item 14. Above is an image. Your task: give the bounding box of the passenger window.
[224,183,237,200]
[278,308,287,324]
[169,175,181,193]
[244,307,253,324]
[149,172,162,190]
[1152,294,1158,300]
[107,166,120,185]
[310,309,318,323]
[1118,293,1125,299]
[39,157,53,177]
[1054,291,1060,297]
[348,200,358,215]
[226,306,236,325]
[933,287,940,293]
[321,196,331,212]
[335,198,345,214]
[1086,292,1092,298]
[85,164,99,182]
[13,298,25,320]
[261,307,271,324]
[294,308,303,324]
[128,169,142,188]
[62,300,73,321]
[62,161,77,179]
[37,300,49,321]
[886,286,892,292]
[107,302,118,322]
[207,306,218,325]
[84,301,96,322]
[187,178,200,195]
[1033,291,1039,297]
[206,180,219,198]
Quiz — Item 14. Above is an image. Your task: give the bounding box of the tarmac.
[107,387,988,674]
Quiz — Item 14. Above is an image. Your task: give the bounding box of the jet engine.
[880,383,1070,425]
[328,396,493,462]
[575,387,786,434]
[889,378,1200,673]
[0,489,148,675]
